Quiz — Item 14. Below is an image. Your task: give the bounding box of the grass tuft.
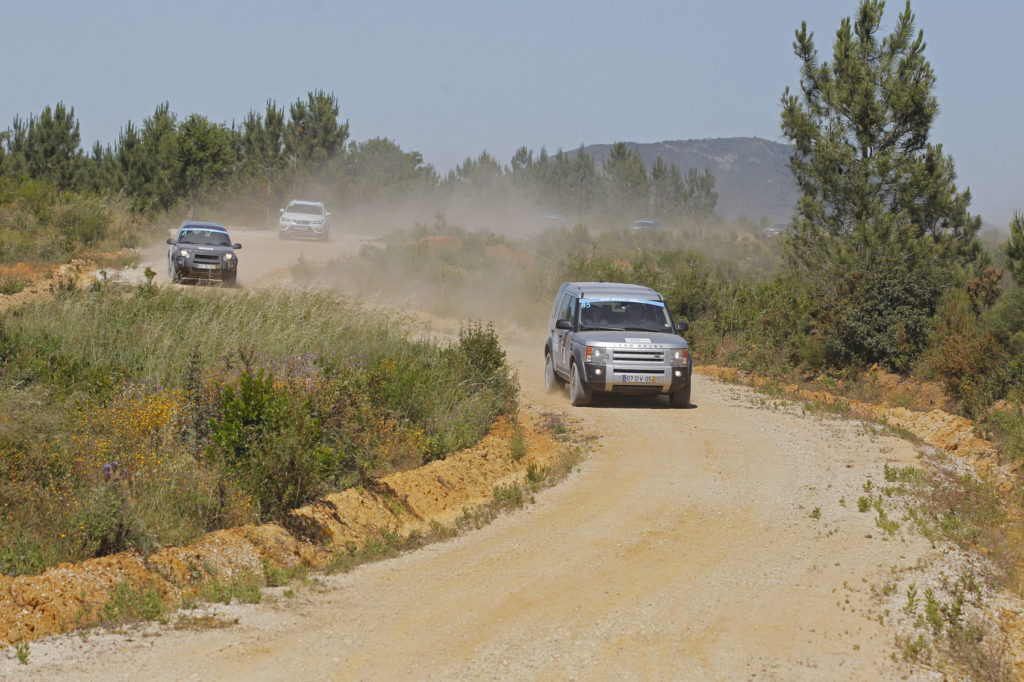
[100,582,167,625]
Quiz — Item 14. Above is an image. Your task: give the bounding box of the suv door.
[555,293,575,374]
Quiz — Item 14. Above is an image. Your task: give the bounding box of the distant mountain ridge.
[581,137,798,223]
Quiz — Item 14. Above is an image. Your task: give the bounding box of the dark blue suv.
[166,222,241,286]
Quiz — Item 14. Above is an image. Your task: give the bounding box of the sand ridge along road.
[7,230,972,679]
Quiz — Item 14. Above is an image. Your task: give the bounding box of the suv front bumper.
[279,222,327,238]
[172,258,237,281]
[581,362,689,395]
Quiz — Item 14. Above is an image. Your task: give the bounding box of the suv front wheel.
[569,362,592,407]
[669,383,691,408]
[544,353,563,393]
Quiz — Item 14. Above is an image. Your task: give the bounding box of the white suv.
[279,200,331,241]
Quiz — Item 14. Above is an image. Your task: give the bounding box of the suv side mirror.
[166,238,176,245]
[232,243,242,250]
[555,319,572,330]
[676,321,689,333]
[279,208,285,214]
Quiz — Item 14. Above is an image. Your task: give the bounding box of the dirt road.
[5,231,982,679]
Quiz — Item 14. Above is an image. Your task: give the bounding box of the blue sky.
[2,0,1021,225]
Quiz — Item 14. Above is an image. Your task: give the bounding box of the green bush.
[0,177,153,265]
[208,368,341,521]
[101,581,166,624]
[922,295,1009,417]
[70,485,133,557]
[0,286,519,572]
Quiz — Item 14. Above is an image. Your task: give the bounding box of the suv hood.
[574,330,687,347]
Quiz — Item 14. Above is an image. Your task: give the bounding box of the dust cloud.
[149,181,778,333]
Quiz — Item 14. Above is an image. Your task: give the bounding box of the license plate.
[193,263,217,270]
[621,374,656,384]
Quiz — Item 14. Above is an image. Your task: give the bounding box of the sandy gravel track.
[0,230,997,679]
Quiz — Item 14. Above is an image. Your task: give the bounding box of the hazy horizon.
[3,0,1021,226]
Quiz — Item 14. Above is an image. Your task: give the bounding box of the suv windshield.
[577,297,673,332]
[178,229,231,247]
[286,203,323,216]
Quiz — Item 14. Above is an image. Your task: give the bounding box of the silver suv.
[279,200,330,240]
[544,282,691,407]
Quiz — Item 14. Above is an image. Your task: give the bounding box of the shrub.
[0,287,518,572]
[0,177,153,265]
[207,368,341,521]
[922,295,1008,417]
[101,581,167,624]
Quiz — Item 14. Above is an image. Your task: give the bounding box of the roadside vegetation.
[2,2,1024,672]
[0,285,517,574]
[0,177,156,283]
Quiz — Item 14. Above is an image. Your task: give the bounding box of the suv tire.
[569,362,592,407]
[669,383,691,408]
[544,353,563,393]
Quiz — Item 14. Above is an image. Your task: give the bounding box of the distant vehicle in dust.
[279,200,331,241]
[166,221,241,287]
[540,214,567,230]
[630,219,664,232]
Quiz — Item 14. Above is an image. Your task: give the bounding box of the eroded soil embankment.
[0,409,571,646]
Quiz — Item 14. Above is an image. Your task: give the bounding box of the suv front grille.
[194,253,221,265]
[611,348,664,363]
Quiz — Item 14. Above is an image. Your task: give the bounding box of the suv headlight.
[224,253,234,261]
[585,346,608,363]
[670,348,689,365]
[178,249,191,258]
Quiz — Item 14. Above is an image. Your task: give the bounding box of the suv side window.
[550,289,565,323]
[556,294,574,323]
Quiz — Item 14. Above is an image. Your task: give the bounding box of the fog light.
[674,369,682,377]
[595,368,603,376]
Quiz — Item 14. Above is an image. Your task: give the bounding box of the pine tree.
[1006,212,1024,286]
[138,103,180,212]
[175,114,235,217]
[284,91,349,187]
[4,103,84,190]
[240,100,288,222]
[603,142,648,217]
[780,0,983,370]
